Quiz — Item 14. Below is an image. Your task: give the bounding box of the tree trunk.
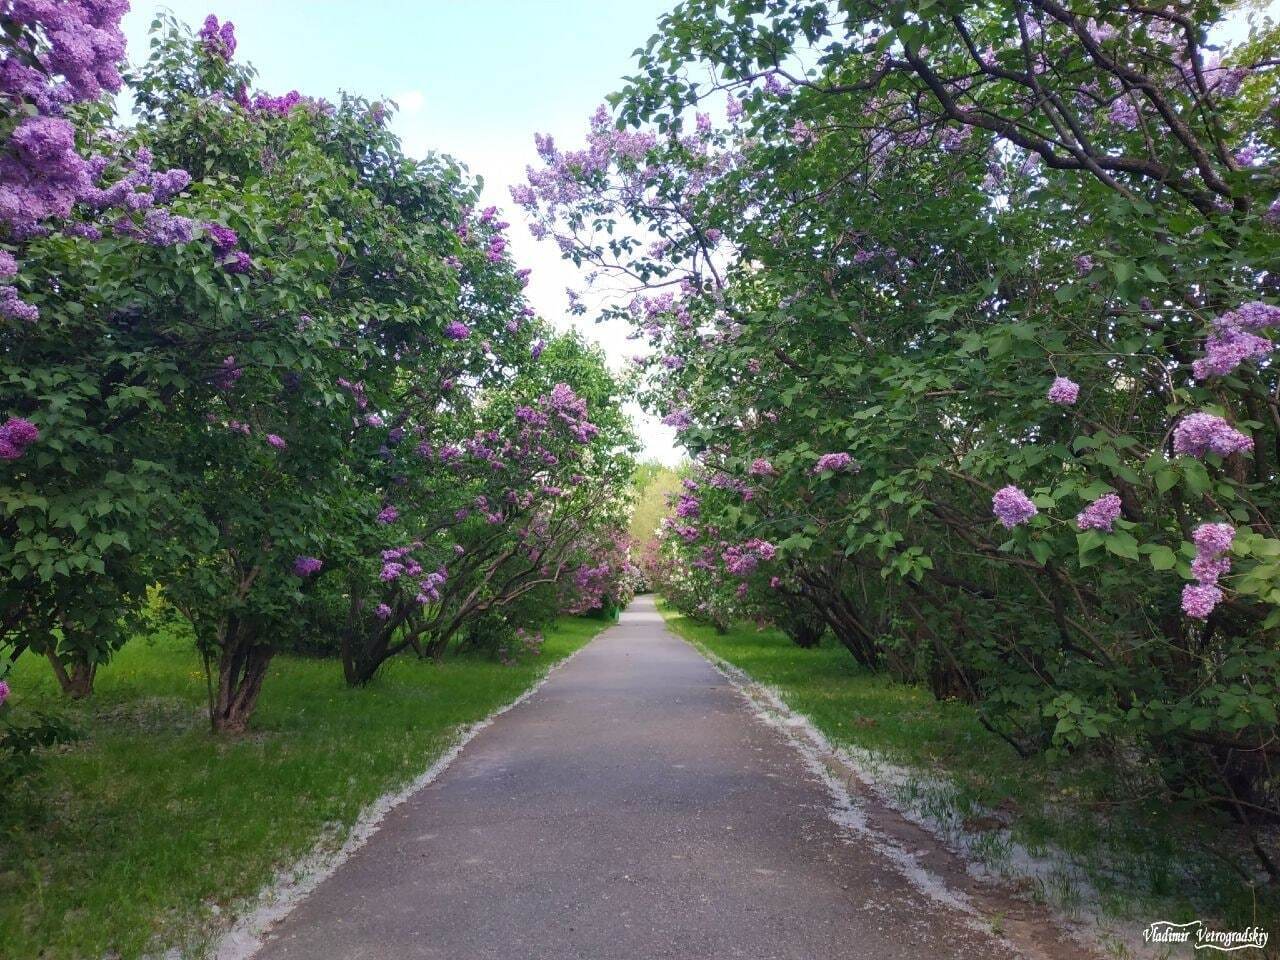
[786,622,823,648]
[45,648,97,699]
[210,616,275,734]
[340,624,397,686]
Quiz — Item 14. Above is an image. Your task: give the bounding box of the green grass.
[0,617,607,960]
[659,604,1279,940]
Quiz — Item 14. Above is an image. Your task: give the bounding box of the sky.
[120,1,683,464]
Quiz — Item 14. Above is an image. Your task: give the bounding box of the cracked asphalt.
[252,595,1019,959]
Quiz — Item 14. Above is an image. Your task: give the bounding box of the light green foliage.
[628,461,683,545]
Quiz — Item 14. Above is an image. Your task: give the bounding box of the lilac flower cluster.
[748,457,775,476]
[1076,493,1122,532]
[0,2,127,113]
[444,320,471,340]
[992,485,1037,528]
[722,538,777,577]
[0,678,8,707]
[198,14,237,62]
[214,355,243,390]
[1182,522,1235,619]
[0,416,40,461]
[265,433,286,450]
[416,566,448,604]
[244,89,311,117]
[674,494,700,518]
[376,505,399,525]
[206,223,238,253]
[1047,376,1079,406]
[1192,302,1280,380]
[0,120,193,312]
[1108,97,1139,130]
[292,555,323,577]
[813,452,856,474]
[337,377,368,410]
[1172,412,1253,458]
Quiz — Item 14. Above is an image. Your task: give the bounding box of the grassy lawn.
[659,604,1278,942]
[0,617,608,960]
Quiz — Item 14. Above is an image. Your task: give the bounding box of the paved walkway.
[254,596,1018,959]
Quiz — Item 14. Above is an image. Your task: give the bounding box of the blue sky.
[120,1,682,463]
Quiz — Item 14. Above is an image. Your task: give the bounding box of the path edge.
[666,617,1117,960]
[184,636,600,960]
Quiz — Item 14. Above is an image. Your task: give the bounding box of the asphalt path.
[253,594,1019,959]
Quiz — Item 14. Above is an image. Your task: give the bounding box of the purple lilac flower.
[813,452,855,474]
[1179,522,1236,619]
[1181,583,1223,620]
[789,119,816,146]
[1218,302,1280,331]
[748,458,775,476]
[1047,376,1080,406]
[1193,522,1235,558]
[1073,254,1094,276]
[250,90,308,117]
[266,433,286,450]
[198,15,237,61]
[140,210,195,246]
[0,284,37,322]
[206,223,238,253]
[661,409,692,429]
[1109,98,1138,129]
[0,416,39,460]
[1193,302,1280,378]
[292,555,322,577]
[444,320,470,340]
[0,678,8,706]
[1193,328,1272,379]
[222,251,253,274]
[531,339,545,359]
[375,603,392,620]
[1076,493,1122,532]
[992,485,1037,528]
[1172,413,1253,458]
[377,505,399,525]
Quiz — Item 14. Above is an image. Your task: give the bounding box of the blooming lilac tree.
[520,2,1280,874]
[0,13,637,735]
[333,333,637,685]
